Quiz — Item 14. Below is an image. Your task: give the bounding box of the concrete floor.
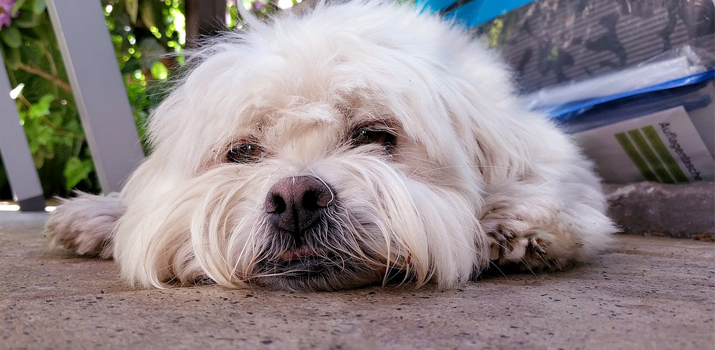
[1,211,713,350]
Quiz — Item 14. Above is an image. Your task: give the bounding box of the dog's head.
[117,1,524,291]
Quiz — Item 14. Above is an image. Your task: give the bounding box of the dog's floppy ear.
[438,38,536,183]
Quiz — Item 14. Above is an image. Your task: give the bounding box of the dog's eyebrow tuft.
[336,105,354,120]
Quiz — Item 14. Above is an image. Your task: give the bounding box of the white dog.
[46,0,615,291]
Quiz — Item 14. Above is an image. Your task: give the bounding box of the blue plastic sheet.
[416,0,535,27]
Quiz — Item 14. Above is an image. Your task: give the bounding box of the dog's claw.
[489,244,500,260]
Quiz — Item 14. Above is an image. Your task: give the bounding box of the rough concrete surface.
[1,212,714,350]
[604,182,715,238]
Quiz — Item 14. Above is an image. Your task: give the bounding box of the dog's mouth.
[273,246,330,273]
[251,244,386,290]
[278,246,318,262]
[250,218,390,290]
[271,245,337,271]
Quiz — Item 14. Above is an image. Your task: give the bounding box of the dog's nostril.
[302,190,322,211]
[267,194,286,214]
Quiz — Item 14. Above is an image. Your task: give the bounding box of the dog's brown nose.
[265,176,333,237]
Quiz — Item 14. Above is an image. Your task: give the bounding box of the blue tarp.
[543,69,715,122]
[416,0,536,27]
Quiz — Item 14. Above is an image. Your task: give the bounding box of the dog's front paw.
[45,192,125,259]
[485,221,555,270]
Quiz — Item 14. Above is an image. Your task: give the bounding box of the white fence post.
[0,55,45,211]
[46,0,145,194]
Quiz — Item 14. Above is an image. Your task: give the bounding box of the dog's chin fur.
[45,0,616,291]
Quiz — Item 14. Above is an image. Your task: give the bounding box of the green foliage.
[227,0,281,28]
[0,0,85,197]
[63,154,93,189]
[104,0,185,152]
[0,0,185,198]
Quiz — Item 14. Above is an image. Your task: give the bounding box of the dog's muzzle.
[254,176,385,290]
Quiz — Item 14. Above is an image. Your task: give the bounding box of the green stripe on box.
[641,126,689,183]
[627,129,675,184]
[615,132,659,182]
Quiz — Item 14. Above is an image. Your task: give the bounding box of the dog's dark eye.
[227,143,264,163]
[351,125,396,149]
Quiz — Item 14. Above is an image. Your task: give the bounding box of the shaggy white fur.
[46,0,616,291]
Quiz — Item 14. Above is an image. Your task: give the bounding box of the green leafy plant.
[0,0,184,198]
[0,0,88,197]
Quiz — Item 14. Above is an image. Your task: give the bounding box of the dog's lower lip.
[279,246,317,262]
